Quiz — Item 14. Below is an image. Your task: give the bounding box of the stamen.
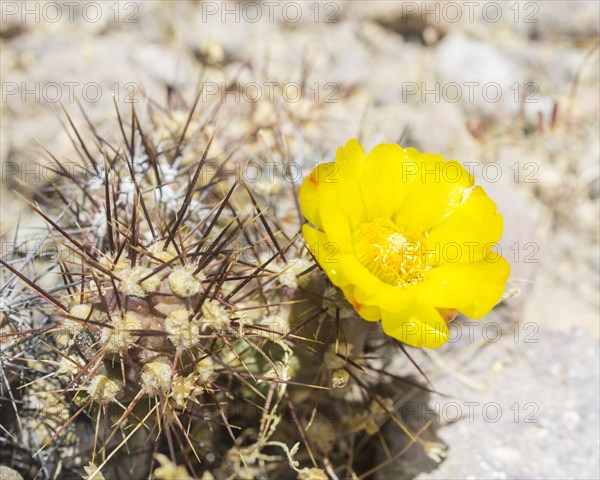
[352,218,427,287]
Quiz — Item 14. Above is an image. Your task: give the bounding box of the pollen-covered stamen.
[352,218,427,287]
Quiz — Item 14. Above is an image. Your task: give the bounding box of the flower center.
[352,218,426,287]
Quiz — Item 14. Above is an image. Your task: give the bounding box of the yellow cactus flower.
[299,139,510,348]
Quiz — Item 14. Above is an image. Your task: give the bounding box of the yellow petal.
[457,253,510,318]
[354,281,415,311]
[413,253,510,311]
[403,147,421,159]
[299,162,336,229]
[336,252,385,296]
[318,180,354,252]
[341,286,381,321]
[381,304,449,348]
[393,155,474,232]
[357,303,381,322]
[424,186,503,265]
[336,139,367,228]
[337,138,366,168]
[302,225,380,294]
[359,144,414,219]
[302,224,344,286]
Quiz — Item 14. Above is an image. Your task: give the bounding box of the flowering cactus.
[0,97,509,478]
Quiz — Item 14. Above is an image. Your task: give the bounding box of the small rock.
[0,466,24,480]
[434,34,526,123]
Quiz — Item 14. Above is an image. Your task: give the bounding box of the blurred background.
[1,1,599,478]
